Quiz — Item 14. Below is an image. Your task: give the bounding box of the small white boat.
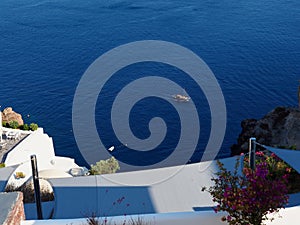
[173,94,190,102]
[108,146,115,151]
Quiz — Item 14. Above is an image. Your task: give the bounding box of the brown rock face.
[231,107,300,155]
[1,107,24,126]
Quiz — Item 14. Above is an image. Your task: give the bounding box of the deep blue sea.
[0,0,299,169]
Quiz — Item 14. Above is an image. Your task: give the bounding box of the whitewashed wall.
[21,206,300,225]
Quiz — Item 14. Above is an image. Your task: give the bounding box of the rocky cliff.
[1,107,24,126]
[231,106,300,155]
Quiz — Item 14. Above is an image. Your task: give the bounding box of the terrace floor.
[0,132,28,163]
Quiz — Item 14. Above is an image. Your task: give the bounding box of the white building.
[3,128,82,188]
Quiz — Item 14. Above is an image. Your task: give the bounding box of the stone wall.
[0,192,25,225]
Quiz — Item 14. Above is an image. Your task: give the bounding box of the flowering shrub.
[244,151,300,193]
[202,158,289,225]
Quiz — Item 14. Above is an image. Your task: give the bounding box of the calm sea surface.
[0,0,299,168]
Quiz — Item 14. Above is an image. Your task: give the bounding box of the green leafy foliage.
[90,156,120,175]
[2,121,38,131]
[20,123,29,130]
[9,121,19,129]
[86,214,152,225]
[29,123,38,131]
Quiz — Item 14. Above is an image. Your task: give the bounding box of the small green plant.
[9,121,19,129]
[0,163,5,168]
[29,123,38,131]
[129,216,152,225]
[20,123,29,131]
[86,214,152,225]
[15,171,26,179]
[90,156,120,175]
[86,213,102,225]
[86,214,123,225]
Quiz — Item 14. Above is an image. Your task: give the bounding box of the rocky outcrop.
[231,107,300,155]
[1,107,24,126]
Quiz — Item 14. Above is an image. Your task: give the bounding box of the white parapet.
[21,211,226,225]
[20,206,300,225]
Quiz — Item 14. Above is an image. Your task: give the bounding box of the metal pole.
[30,155,43,219]
[249,137,256,170]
